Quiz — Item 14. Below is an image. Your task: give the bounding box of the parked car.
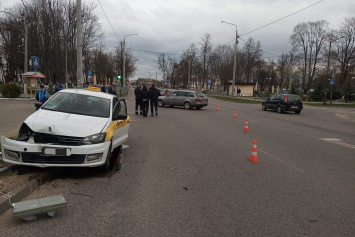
[158,90,208,110]
[262,94,303,114]
[1,87,130,171]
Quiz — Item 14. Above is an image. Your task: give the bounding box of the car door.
[111,98,130,149]
[175,92,187,106]
[164,94,175,105]
[265,95,276,109]
[273,95,282,110]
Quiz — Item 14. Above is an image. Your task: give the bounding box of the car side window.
[186,92,194,97]
[177,92,187,97]
[270,95,276,100]
[275,95,281,100]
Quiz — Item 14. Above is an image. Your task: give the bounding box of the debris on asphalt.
[122,144,129,149]
[183,186,188,191]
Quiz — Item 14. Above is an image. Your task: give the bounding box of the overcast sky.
[2,0,355,80]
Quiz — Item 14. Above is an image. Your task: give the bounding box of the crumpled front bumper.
[1,136,110,168]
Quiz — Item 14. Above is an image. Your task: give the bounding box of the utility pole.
[76,0,83,88]
[123,34,137,88]
[222,21,238,98]
[21,0,28,97]
[188,61,191,90]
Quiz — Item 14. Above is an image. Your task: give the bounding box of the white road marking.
[258,149,304,173]
[320,138,355,149]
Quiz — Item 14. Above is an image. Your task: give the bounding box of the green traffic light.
[118,75,122,79]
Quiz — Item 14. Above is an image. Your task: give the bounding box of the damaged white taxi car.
[1,87,130,170]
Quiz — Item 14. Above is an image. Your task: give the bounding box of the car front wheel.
[262,103,267,110]
[184,102,191,110]
[103,142,113,171]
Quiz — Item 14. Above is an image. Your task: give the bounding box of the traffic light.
[117,70,122,79]
[118,75,122,79]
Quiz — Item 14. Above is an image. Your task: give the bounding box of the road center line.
[258,149,304,173]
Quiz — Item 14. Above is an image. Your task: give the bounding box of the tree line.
[0,0,137,85]
[156,17,355,95]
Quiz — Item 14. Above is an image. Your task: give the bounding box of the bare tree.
[290,20,329,92]
[199,33,212,89]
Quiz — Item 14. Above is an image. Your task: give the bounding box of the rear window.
[287,95,301,102]
[196,92,206,98]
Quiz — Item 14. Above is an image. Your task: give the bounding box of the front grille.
[33,133,83,146]
[22,153,86,164]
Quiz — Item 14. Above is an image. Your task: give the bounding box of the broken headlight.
[17,123,33,142]
[82,132,106,145]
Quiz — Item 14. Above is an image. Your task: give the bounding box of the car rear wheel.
[184,102,191,110]
[196,107,202,110]
[158,100,164,107]
[262,103,267,110]
[277,106,282,113]
[170,105,174,108]
[295,110,301,114]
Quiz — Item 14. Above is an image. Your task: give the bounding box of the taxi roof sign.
[87,86,100,92]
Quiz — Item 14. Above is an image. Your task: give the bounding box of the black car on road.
[262,94,303,114]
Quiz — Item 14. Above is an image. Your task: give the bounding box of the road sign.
[32,56,39,68]
[330,79,335,86]
[208,79,211,85]
[88,71,92,77]
[164,80,167,85]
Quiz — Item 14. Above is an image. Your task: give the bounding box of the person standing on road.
[139,85,151,117]
[38,85,46,103]
[237,88,241,97]
[108,84,117,95]
[149,84,160,117]
[134,84,142,115]
[101,82,107,93]
[43,85,50,102]
[55,81,65,93]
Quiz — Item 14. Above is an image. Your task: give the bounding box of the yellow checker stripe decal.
[105,116,130,141]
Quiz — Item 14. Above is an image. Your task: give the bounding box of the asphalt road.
[1,89,355,236]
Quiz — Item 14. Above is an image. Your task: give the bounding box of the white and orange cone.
[244,119,249,132]
[130,97,133,101]
[217,104,220,112]
[234,109,237,119]
[250,140,258,163]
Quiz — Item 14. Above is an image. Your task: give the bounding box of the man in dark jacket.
[139,85,151,117]
[101,83,107,93]
[108,84,117,95]
[134,84,142,115]
[54,81,65,93]
[149,84,160,116]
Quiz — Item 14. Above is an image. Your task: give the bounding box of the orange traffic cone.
[234,109,237,118]
[244,119,249,132]
[250,140,258,163]
[130,97,133,101]
[217,104,220,112]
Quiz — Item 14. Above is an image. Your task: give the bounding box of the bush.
[1,84,22,98]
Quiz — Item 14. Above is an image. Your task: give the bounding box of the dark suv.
[262,94,303,114]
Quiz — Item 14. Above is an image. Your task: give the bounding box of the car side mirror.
[113,114,127,121]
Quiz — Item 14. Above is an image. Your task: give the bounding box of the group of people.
[100,83,118,95]
[134,83,160,117]
[37,81,65,103]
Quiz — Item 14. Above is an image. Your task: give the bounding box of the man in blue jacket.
[55,81,65,93]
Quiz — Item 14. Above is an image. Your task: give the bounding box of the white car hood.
[25,109,109,137]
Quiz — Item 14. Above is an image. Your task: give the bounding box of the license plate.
[202,100,206,102]
[291,106,298,108]
[44,148,68,156]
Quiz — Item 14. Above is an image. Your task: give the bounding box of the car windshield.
[42,92,110,118]
[287,95,301,102]
[196,92,206,98]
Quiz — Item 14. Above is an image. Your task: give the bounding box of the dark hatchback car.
[262,94,303,114]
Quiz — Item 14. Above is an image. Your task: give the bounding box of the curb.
[0,168,61,216]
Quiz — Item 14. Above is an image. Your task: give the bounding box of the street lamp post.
[123,34,137,87]
[222,21,239,99]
